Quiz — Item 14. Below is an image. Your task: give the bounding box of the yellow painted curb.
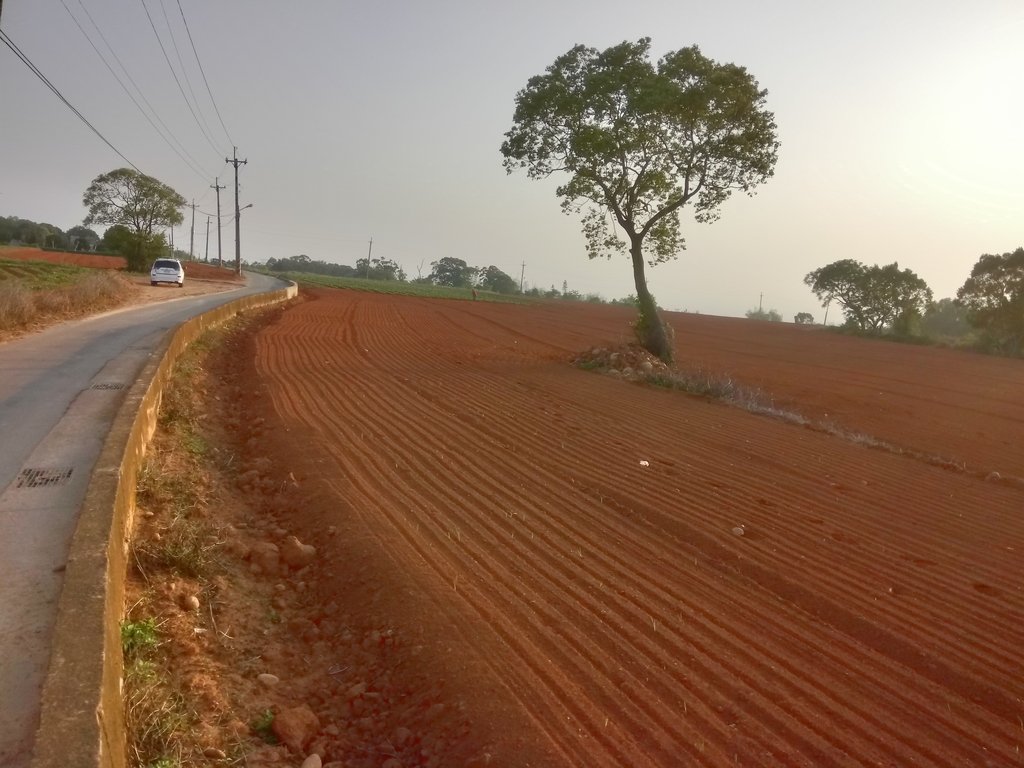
[30,281,298,768]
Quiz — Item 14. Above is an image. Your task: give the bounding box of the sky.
[1,0,1022,320]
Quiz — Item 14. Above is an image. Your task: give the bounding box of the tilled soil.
[143,287,1024,767]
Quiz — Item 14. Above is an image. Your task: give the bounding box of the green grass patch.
[0,257,88,289]
[121,618,160,657]
[272,270,531,303]
[251,709,277,744]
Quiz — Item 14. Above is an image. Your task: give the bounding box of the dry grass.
[125,334,223,768]
[0,270,131,330]
[0,280,34,327]
[121,608,198,768]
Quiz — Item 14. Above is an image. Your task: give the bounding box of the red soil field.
[237,287,1023,766]
[0,246,242,282]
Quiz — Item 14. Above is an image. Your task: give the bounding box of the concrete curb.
[30,281,298,768]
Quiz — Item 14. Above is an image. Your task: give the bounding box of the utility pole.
[364,237,373,279]
[188,200,197,260]
[520,261,526,293]
[225,148,247,274]
[758,292,763,312]
[211,177,225,268]
[204,215,210,263]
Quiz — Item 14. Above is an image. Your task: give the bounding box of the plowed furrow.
[246,289,1024,765]
[262,352,999,765]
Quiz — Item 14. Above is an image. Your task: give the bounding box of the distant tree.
[501,38,779,362]
[0,216,46,245]
[920,298,970,338]
[956,247,1024,354]
[99,224,133,254]
[610,294,639,306]
[804,259,932,334]
[83,168,185,271]
[267,254,359,278]
[794,312,814,324]
[38,223,69,249]
[67,225,100,251]
[12,219,47,246]
[429,257,472,287]
[745,307,782,322]
[477,265,518,294]
[355,256,406,281]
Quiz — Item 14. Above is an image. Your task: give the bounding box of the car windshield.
[153,260,180,270]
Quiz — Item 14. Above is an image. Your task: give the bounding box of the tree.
[429,257,472,287]
[66,225,99,251]
[83,168,185,271]
[356,256,406,282]
[794,312,814,324]
[501,38,779,361]
[804,260,932,334]
[956,247,1024,354]
[745,307,782,321]
[477,265,518,294]
[920,298,969,338]
[99,224,133,254]
[39,223,68,249]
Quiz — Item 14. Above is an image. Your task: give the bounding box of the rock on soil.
[249,541,280,574]
[280,535,317,569]
[271,704,321,754]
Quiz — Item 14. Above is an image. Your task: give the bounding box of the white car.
[150,258,185,287]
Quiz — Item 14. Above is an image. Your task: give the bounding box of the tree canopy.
[0,216,66,248]
[956,247,1024,354]
[745,307,782,322]
[83,168,184,270]
[66,225,99,251]
[356,257,406,282]
[477,265,518,294]
[429,257,473,288]
[501,38,779,360]
[804,259,932,334]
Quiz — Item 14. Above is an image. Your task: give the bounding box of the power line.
[175,0,233,148]
[157,0,220,153]
[139,0,223,158]
[0,28,143,173]
[76,0,214,177]
[58,0,211,181]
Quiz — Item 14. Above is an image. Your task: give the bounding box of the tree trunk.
[630,239,672,362]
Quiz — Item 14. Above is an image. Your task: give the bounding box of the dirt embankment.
[131,287,1022,767]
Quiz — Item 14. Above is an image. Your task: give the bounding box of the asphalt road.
[0,272,287,768]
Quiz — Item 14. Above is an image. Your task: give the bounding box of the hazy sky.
[2,1,1022,319]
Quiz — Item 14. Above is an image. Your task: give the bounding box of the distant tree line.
[266,254,637,303]
[1,215,101,252]
[802,250,1024,355]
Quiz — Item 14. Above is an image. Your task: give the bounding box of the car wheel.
[178,282,184,288]
[151,281,157,286]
